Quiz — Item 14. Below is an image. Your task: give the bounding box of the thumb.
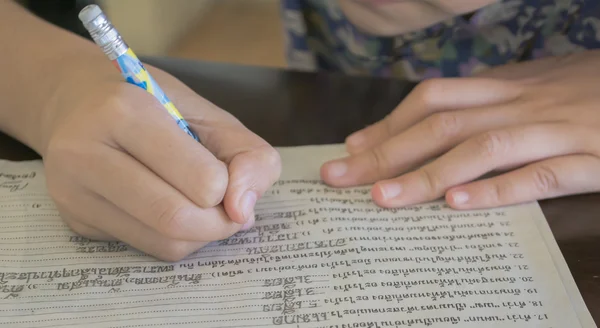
[222,146,281,228]
[187,108,281,226]
[143,67,282,226]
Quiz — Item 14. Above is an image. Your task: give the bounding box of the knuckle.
[103,95,143,132]
[369,147,392,177]
[265,148,282,170]
[487,182,507,205]
[427,112,461,140]
[473,131,511,160]
[249,145,283,179]
[415,78,442,105]
[152,197,192,239]
[532,165,560,194]
[103,94,133,119]
[262,148,283,181]
[420,168,443,194]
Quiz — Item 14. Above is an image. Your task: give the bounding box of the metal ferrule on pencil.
[79,6,128,60]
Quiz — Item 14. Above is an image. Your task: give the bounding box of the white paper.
[0,144,595,327]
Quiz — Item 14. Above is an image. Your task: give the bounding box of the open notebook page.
[0,144,595,327]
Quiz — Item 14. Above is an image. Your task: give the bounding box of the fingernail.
[327,161,347,178]
[240,190,257,222]
[451,191,469,205]
[241,214,255,231]
[380,183,402,199]
[347,132,365,148]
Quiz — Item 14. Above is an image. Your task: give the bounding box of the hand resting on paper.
[321,50,600,210]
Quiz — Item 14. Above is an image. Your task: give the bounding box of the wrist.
[0,0,118,157]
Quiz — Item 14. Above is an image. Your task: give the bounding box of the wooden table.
[1,57,598,323]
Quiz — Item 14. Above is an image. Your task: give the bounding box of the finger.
[141,69,282,224]
[47,180,115,241]
[69,189,212,262]
[73,145,241,241]
[112,86,228,209]
[371,123,590,208]
[446,155,600,209]
[345,77,522,154]
[473,53,580,81]
[188,111,282,225]
[322,105,519,187]
[220,144,281,225]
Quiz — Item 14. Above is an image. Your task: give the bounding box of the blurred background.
[100,0,286,68]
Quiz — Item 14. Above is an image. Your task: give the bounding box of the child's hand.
[39,63,281,261]
[322,50,600,209]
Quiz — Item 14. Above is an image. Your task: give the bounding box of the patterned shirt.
[280,0,600,81]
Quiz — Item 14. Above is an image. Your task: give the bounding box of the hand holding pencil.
[1,2,281,261]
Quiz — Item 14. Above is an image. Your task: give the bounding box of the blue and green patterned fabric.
[280,0,600,80]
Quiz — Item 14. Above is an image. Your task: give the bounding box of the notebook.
[0,144,595,327]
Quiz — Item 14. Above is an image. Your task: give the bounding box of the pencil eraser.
[78,5,103,24]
